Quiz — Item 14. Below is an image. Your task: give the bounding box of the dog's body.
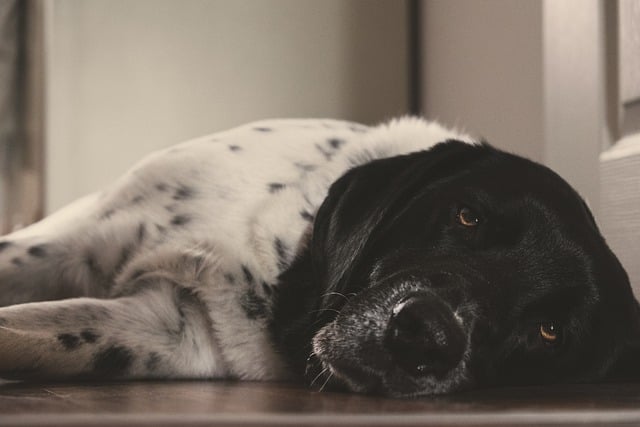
[0,117,638,397]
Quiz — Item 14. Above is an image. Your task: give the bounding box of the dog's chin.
[309,357,468,397]
[309,336,470,397]
[324,361,385,394]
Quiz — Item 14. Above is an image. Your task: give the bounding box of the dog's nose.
[386,294,466,378]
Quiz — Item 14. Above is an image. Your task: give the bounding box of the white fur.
[0,117,472,380]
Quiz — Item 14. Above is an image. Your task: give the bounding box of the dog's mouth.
[308,359,385,394]
[308,276,474,396]
[309,350,470,397]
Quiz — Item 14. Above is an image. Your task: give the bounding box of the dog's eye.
[539,322,560,344]
[456,206,480,227]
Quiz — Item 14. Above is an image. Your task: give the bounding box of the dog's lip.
[327,360,384,393]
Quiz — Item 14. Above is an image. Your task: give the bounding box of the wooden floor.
[2,380,640,426]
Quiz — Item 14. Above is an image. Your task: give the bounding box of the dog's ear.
[310,140,488,307]
[603,300,640,382]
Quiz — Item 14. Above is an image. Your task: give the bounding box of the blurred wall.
[420,0,544,163]
[45,0,408,213]
[420,0,607,211]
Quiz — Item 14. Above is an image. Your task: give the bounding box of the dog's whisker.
[321,291,351,302]
[309,308,340,315]
[309,366,329,389]
[319,371,334,392]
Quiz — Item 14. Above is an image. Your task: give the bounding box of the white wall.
[45,0,408,212]
[420,0,610,212]
[420,0,544,163]
[543,0,606,213]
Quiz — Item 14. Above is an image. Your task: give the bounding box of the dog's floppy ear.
[310,140,487,307]
[603,300,640,382]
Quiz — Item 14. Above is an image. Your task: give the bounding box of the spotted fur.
[0,118,469,382]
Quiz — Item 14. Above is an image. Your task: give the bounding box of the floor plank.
[1,380,640,426]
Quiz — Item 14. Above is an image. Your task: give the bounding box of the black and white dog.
[0,118,638,397]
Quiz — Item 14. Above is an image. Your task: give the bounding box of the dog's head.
[304,140,640,397]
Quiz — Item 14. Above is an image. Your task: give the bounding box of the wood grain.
[1,380,640,426]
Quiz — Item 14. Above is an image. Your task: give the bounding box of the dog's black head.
[273,140,640,397]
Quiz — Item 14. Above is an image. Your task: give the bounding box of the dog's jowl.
[0,118,638,397]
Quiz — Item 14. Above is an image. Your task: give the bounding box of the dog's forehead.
[449,153,590,219]
[470,154,573,193]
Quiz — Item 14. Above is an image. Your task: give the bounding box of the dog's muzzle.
[309,268,476,396]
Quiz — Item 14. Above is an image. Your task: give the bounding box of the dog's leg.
[0,174,176,306]
[0,194,106,306]
[0,282,222,379]
[0,213,154,306]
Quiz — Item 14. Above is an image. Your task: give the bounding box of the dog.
[0,117,637,397]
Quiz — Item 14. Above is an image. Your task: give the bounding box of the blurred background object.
[599,0,640,300]
[0,0,637,291]
[0,0,44,233]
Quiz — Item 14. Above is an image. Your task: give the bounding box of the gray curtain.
[0,0,44,234]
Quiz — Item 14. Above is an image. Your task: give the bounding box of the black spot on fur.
[100,209,116,220]
[93,346,134,375]
[156,183,169,192]
[176,310,186,336]
[11,257,22,266]
[131,195,145,204]
[0,241,11,252]
[294,162,316,172]
[165,204,177,213]
[262,281,272,296]
[268,183,286,193]
[315,143,333,160]
[274,238,288,272]
[81,330,100,343]
[224,273,236,285]
[242,265,254,285]
[165,312,186,338]
[173,186,194,201]
[155,224,167,234]
[171,215,191,226]
[328,138,346,149]
[85,253,103,277]
[192,255,206,272]
[254,127,272,132]
[240,288,268,320]
[300,210,314,222]
[114,245,133,273]
[27,245,47,258]
[86,254,110,289]
[146,352,161,371]
[57,333,80,350]
[130,269,147,281]
[167,292,189,338]
[228,145,242,152]
[137,223,146,242]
